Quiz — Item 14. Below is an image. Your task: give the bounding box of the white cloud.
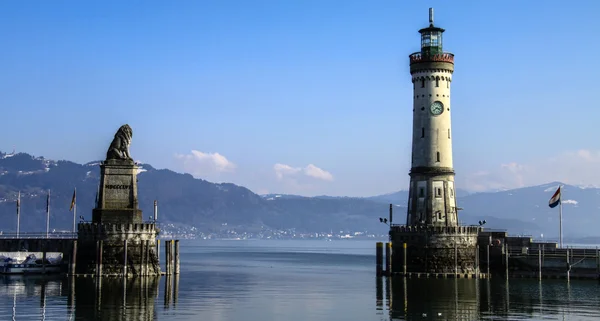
[303,164,334,181]
[462,149,600,192]
[273,163,302,179]
[273,163,334,182]
[174,150,236,178]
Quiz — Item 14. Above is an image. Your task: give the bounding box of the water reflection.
[378,276,600,320]
[0,275,175,321]
[74,277,161,321]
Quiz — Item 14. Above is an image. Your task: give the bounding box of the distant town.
[157,223,388,241]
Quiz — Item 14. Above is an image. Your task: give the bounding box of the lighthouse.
[388,8,481,277]
[406,8,458,227]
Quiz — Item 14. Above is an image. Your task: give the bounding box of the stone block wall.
[76,222,160,276]
[390,225,480,274]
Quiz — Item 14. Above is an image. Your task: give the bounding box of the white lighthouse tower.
[406,8,458,227]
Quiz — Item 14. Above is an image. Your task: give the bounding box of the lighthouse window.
[421,79,425,88]
[419,188,424,197]
[450,188,454,197]
[436,152,440,162]
[447,81,449,88]
[435,78,439,87]
[421,127,425,138]
[436,188,442,198]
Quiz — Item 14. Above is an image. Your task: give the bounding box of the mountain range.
[0,151,597,241]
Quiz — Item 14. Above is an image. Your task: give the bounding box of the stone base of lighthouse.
[390,225,481,274]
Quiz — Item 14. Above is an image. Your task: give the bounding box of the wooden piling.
[97,240,103,277]
[69,240,77,276]
[123,239,128,277]
[385,242,391,275]
[174,240,180,275]
[403,243,407,275]
[475,245,479,278]
[42,242,47,274]
[156,239,160,261]
[504,243,509,279]
[165,240,172,275]
[376,242,383,277]
[486,241,490,277]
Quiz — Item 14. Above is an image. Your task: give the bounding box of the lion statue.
[106,124,133,161]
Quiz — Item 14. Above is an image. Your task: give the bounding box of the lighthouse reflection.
[378,276,598,320]
[384,278,480,320]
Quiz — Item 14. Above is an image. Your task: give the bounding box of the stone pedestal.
[76,159,161,276]
[93,159,142,224]
[390,225,480,274]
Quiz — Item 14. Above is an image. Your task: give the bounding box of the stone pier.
[76,124,161,276]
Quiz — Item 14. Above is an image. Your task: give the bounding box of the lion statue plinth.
[106,124,134,161]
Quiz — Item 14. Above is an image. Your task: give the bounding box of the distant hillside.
[0,152,390,234]
[366,188,472,206]
[0,151,595,240]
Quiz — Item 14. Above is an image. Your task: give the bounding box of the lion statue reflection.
[106,124,133,161]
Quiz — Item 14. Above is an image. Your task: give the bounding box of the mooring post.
[376,274,383,308]
[376,242,383,277]
[42,242,47,274]
[403,243,407,276]
[164,240,169,275]
[385,242,392,276]
[157,239,160,262]
[486,238,490,277]
[504,243,509,279]
[165,240,172,275]
[475,245,480,279]
[538,244,542,280]
[123,239,128,277]
[174,240,180,275]
[70,240,77,276]
[97,240,103,278]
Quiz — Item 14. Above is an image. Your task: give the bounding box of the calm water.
[0,239,599,320]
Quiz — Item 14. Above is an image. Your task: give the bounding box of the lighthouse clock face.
[430,101,444,115]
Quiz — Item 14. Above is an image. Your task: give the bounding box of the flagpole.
[46,189,50,239]
[16,191,20,238]
[559,185,563,248]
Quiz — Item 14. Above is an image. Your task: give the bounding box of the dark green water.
[0,239,599,320]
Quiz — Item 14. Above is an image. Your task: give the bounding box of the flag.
[69,188,76,211]
[46,190,50,213]
[16,191,20,215]
[548,186,561,208]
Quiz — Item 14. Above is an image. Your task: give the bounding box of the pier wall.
[0,238,74,255]
[390,225,481,274]
[76,222,160,276]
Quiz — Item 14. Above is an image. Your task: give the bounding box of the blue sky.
[1,0,599,196]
